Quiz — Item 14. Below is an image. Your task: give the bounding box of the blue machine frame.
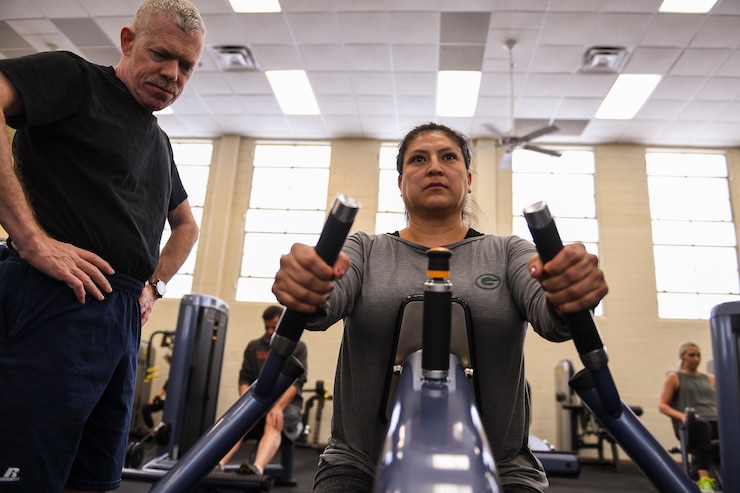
[709,301,740,493]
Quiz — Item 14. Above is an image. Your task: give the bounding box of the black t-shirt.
[0,51,187,280]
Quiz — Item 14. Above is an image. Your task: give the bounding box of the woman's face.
[397,130,472,219]
[681,345,701,371]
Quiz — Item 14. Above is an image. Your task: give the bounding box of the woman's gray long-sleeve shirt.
[306,230,572,491]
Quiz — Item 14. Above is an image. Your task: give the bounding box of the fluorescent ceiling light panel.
[436,71,481,117]
[228,0,281,13]
[595,74,662,120]
[659,0,718,13]
[265,70,320,115]
[154,107,174,115]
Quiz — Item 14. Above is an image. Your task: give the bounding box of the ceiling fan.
[484,39,562,168]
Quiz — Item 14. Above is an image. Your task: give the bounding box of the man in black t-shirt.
[0,1,204,491]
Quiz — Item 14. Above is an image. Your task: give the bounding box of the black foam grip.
[525,204,603,355]
[277,195,360,342]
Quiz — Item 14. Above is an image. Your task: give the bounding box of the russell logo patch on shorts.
[0,467,20,482]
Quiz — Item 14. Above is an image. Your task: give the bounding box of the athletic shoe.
[696,477,717,492]
[238,462,262,475]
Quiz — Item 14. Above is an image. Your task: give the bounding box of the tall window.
[162,140,213,298]
[511,149,601,314]
[237,143,331,302]
[511,149,599,253]
[376,143,406,233]
[647,152,739,319]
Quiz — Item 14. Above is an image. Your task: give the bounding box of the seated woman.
[658,341,720,492]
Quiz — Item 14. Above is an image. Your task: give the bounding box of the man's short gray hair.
[133,0,206,36]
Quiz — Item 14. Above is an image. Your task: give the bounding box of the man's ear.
[120,26,134,56]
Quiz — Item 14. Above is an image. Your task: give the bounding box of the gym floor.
[119,442,659,493]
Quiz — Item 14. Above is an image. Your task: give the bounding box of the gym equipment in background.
[709,301,740,493]
[123,294,275,490]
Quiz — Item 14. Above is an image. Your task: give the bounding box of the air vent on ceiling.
[580,46,628,73]
[210,45,258,71]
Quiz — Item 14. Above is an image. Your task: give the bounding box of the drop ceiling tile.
[652,76,706,100]
[440,12,490,44]
[531,45,583,72]
[315,95,358,115]
[248,44,301,70]
[25,0,88,18]
[522,73,570,97]
[336,12,390,43]
[52,18,114,47]
[677,101,728,122]
[349,71,394,95]
[640,13,705,47]
[394,72,437,95]
[355,95,396,115]
[81,46,121,66]
[391,44,438,72]
[76,0,139,17]
[691,16,740,49]
[232,13,292,44]
[170,94,210,115]
[0,1,43,19]
[556,98,603,119]
[0,21,33,50]
[6,19,58,35]
[397,95,435,115]
[695,77,740,101]
[588,13,653,47]
[187,72,234,95]
[345,44,392,71]
[286,13,340,44]
[539,13,599,45]
[222,71,272,95]
[716,51,740,77]
[623,47,681,73]
[635,99,684,120]
[309,71,354,95]
[565,73,617,98]
[299,44,348,71]
[671,48,732,76]
[388,12,439,44]
[236,94,282,115]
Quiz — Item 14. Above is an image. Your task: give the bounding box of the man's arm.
[0,72,113,303]
[139,198,199,324]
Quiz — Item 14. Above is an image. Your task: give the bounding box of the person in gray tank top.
[659,341,720,492]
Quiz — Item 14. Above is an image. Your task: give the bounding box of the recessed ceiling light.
[658,0,718,13]
[265,70,320,115]
[595,74,662,120]
[228,0,281,13]
[436,71,481,117]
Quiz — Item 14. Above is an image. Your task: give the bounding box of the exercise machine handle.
[254,193,360,399]
[523,201,621,418]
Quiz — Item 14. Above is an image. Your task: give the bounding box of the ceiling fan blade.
[482,123,506,140]
[522,144,562,158]
[499,150,513,169]
[520,124,560,142]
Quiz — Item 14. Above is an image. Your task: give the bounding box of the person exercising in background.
[218,305,308,475]
[658,341,720,492]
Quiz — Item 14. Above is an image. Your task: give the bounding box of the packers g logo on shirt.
[475,274,501,290]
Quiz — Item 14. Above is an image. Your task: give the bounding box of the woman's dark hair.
[395,122,472,174]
